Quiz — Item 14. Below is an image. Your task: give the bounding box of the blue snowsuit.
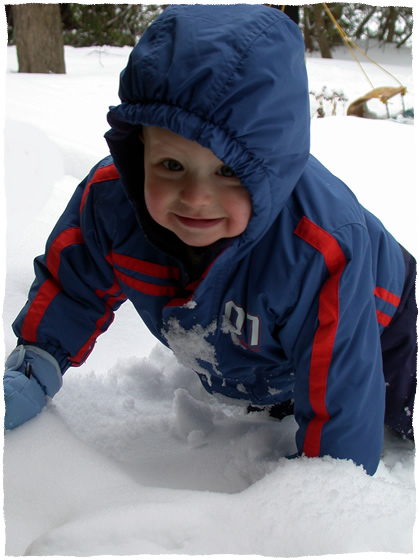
[10,5,416,475]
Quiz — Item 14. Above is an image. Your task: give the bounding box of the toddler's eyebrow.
[148,140,184,155]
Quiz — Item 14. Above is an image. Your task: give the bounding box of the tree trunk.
[383,7,399,43]
[303,7,314,52]
[313,4,332,59]
[12,4,66,73]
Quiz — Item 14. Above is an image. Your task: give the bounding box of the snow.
[2,22,418,559]
[163,318,222,380]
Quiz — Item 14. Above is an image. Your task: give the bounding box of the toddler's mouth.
[175,215,224,229]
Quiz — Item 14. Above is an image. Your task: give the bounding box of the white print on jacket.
[222,300,261,350]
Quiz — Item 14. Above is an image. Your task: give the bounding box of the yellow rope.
[322,3,406,104]
[267,4,286,10]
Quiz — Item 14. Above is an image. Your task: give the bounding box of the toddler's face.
[142,126,252,247]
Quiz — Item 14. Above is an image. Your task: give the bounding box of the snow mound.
[4,120,65,232]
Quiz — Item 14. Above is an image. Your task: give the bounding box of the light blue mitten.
[4,345,62,429]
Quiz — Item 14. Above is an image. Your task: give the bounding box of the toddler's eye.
[217,165,236,178]
[163,159,183,171]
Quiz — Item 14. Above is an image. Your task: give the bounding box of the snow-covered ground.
[2,21,418,558]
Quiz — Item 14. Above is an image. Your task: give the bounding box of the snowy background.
[2,15,418,558]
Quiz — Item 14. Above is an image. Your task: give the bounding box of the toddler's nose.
[179,179,213,207]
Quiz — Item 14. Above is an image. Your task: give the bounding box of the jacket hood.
[105,4,310,255]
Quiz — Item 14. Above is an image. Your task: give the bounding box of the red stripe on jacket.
[114,269,178,297]
[374,286,400,327]
[69,299,114,365]
[376,309,393,327]
[374,286,400,308]
[111,251,180,280]
[96,275,124,300]
[20,228,85,342]
[295,216,347,458]
[69,272,127,366]
[80,163,120,214]
[373,287,401,307]
[21,279,61,342]
[47,227,84,280]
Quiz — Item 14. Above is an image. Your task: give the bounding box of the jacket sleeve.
[279,217,387,476]
[12,159,127,373]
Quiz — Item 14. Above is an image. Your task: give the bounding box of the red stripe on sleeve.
[376,309,392,327]
[69,276,127,366]
[295,216,347,458]
[21,228,85,342]
[95,275,123,300]
[80,163,120,214]
[69,306,114,365]
[114,269,178,297]
[111,251,180,280]
[21,279,61,342]
[374,286,400,308]
[47,227,84,280]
